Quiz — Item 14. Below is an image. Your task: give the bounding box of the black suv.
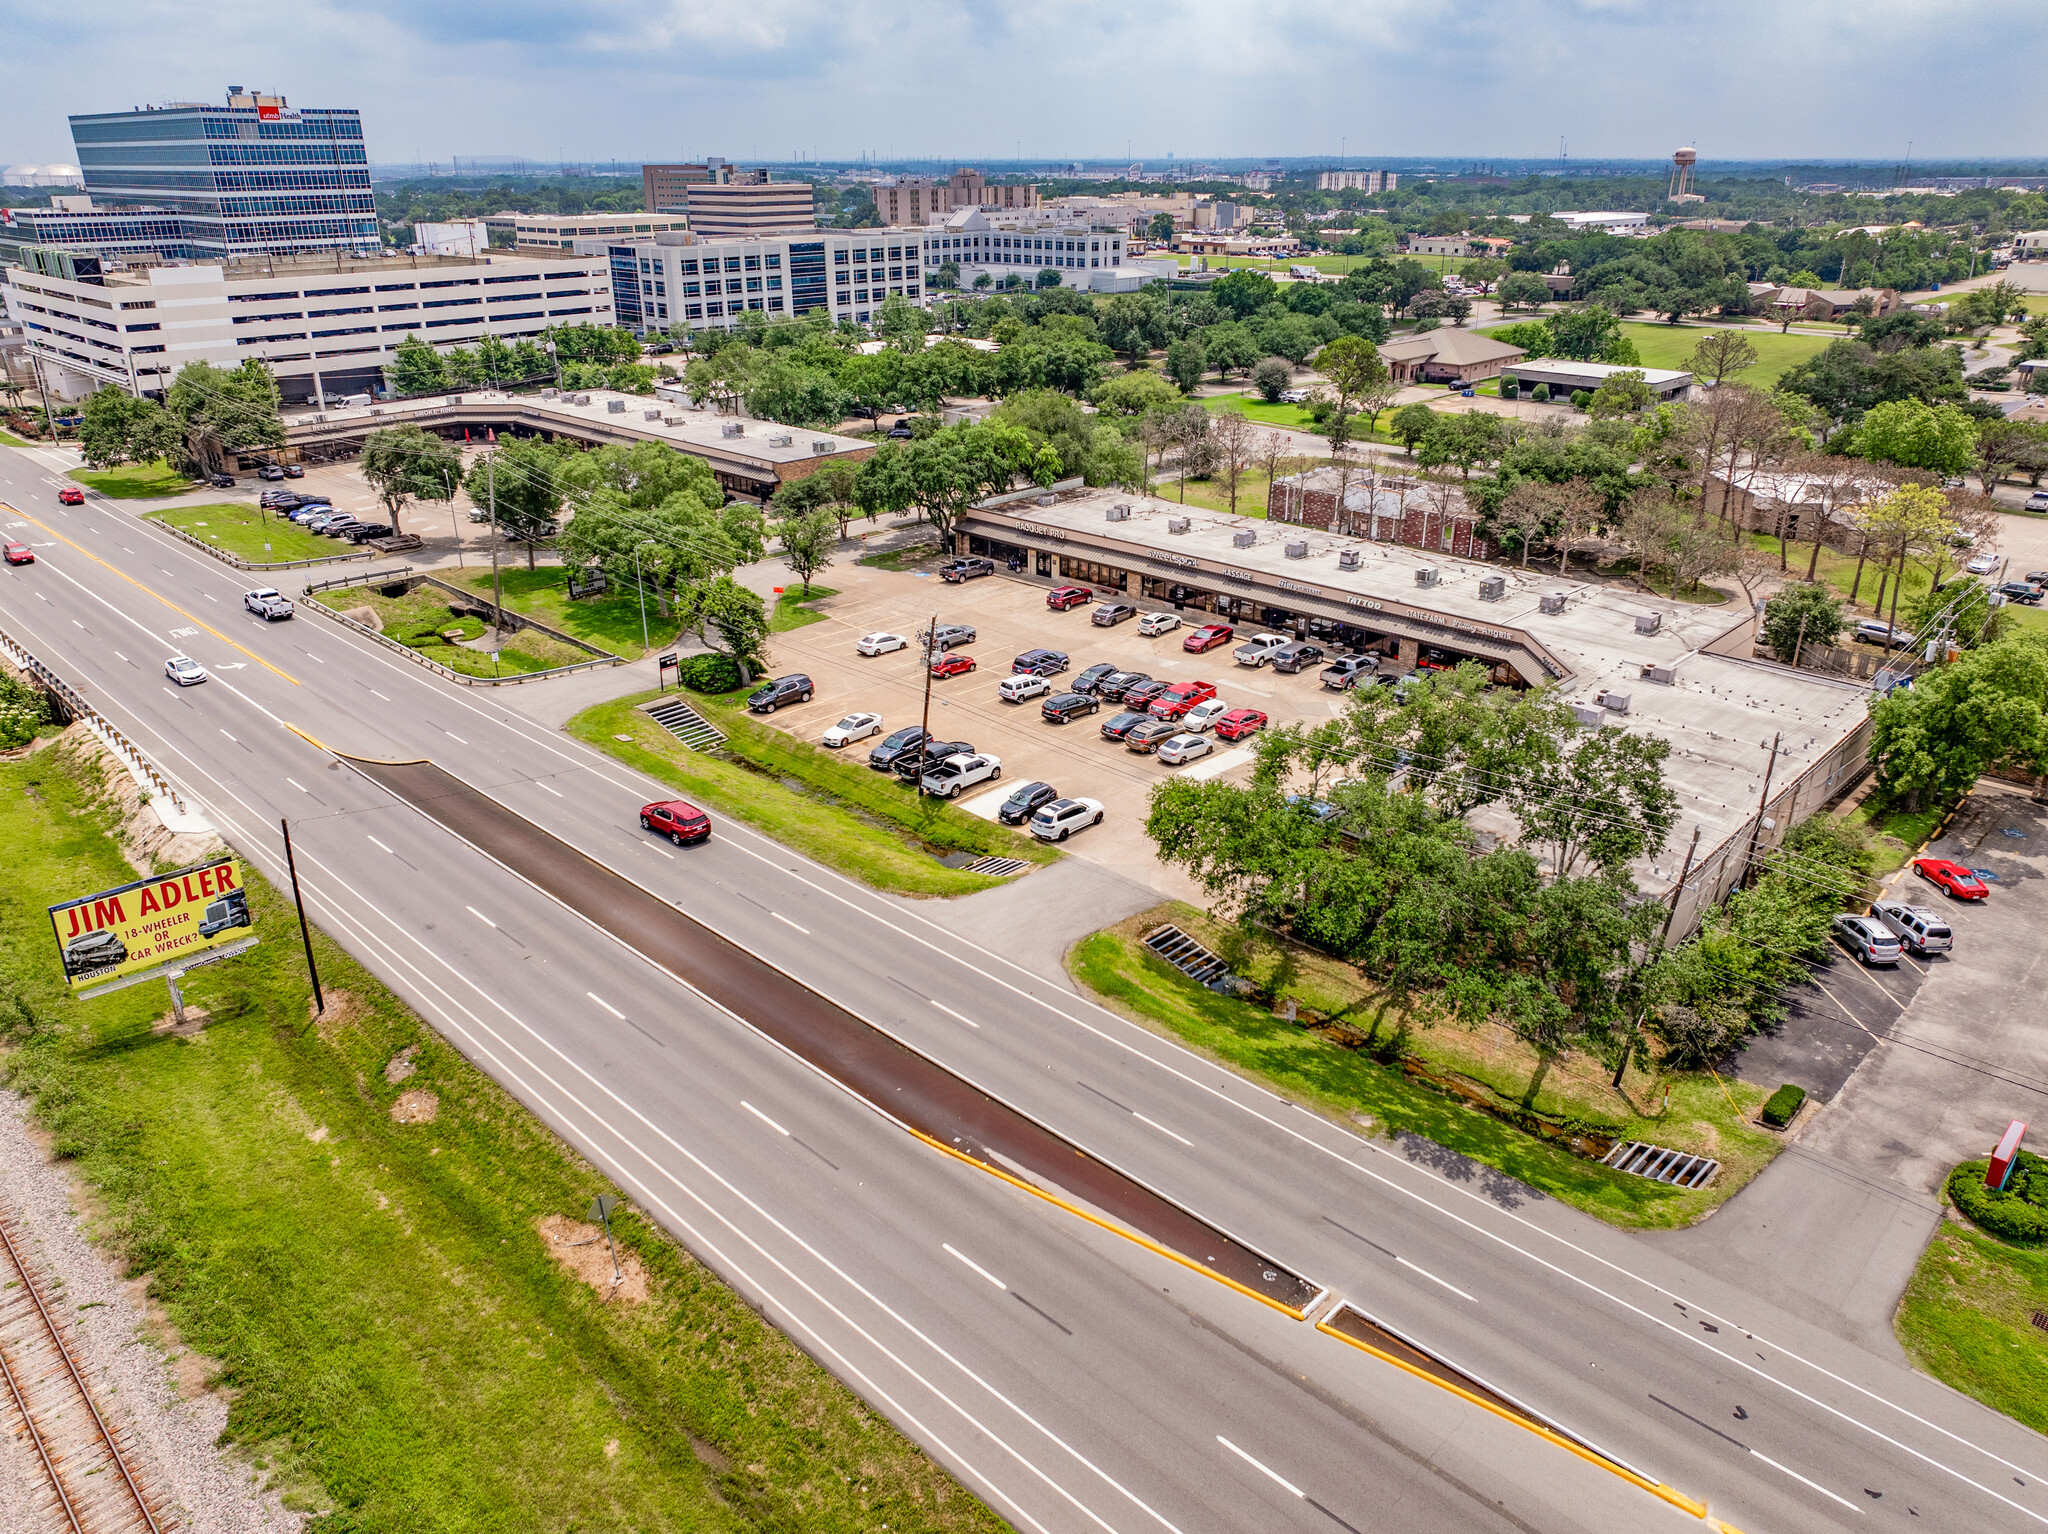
[1100,710,1152,741]
[893,738,972,782]
[344,522,396,543]
[940,556,995,583]
[997,781,1059,825]
[1011,647,1070,676]
[868,726,930,771]
[1041,691,1101,724]
[747,673,814,713]
[1071,662,1118,695]
[1096,670,1150,702]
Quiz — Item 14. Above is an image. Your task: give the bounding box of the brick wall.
[1271,480,1498,560]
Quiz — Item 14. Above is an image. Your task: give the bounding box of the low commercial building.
[1501,358,1693,401]
[1554,211,1652,234]
[1757,285,1900,320]
[594,228,925,332]
[917,209,1133,291]
[1168,231,1302,259]
[875,168,1039,227]
[1317,170,1397,193]
[1378,328,1526,384]
[485,212,690,252]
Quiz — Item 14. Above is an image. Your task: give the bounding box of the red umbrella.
[487,428,497,444]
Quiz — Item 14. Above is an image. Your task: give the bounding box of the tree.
[1251,357,1292,402]
[1870,632,2048,808]
[1092,370,1182,418]
[853,420,1034,544]
[1857,399,1978,477]
[465,437,571,567]
[745,357,849,429]
[1164,336,1206,394]
[773,505,837,596]
[78,388,180,470]
[1760,582,1844,663]
[1685,331,1758,387]
[875,294,927,352]
[1587,368,1653,419]
[165,359,284,473]
[1548,306,1622,362]
[1210,406,1257,514]
[1202,322,1261,380]
[361,424,462,537]
[1492,480,1555,567]
[1390,402,1438,456]
[1147,212,1176,243]
[1314,335,1388,454]
[387,334,449,396]
[680,576,771,682]
[1515,728,1678,878]
[1496,272,1552,311]
[1035,268,1062,290]
[1210,269,1278,320]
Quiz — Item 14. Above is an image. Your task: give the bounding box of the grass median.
[0,734,1002,1533]
[72,460,200,498]
[1898,1223,2048,1433]
[1068,903,1780,1228]
[148,502,347,563]
[308,582,598,678]
[568,688,1057,898]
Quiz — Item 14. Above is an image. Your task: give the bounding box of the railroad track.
[0,1211,170,1534]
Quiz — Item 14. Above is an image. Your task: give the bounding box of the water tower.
[1668,146,1704,203]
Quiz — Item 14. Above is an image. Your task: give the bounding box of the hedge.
[1948,1151,2048,1243]
[680,653,742,693]
[1760,1083,1806,1128]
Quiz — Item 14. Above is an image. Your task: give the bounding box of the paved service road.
[5,452,2048,1532]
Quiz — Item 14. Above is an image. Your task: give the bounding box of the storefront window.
[1059,556,1128,592]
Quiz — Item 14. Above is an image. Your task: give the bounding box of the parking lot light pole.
[631,539,661,658]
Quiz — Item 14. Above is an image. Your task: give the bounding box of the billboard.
[49,856,252,991]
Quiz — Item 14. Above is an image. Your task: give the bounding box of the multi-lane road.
[2,442,2044,1533]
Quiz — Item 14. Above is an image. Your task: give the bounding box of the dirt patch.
[383,1045,419,1085]
[151,1006,212,1039]
[45,724,225,875]
[389,1090,438,1125]
[536,1213,648,1306]
[310,988,371,1039]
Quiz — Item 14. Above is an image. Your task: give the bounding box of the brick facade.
[1270,473,1498,561]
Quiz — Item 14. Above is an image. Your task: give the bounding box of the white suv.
[1030,796,1104,841]
[1137,611,1181,637]
[998,673,1050,703]
[1232,632,1294,667]
[1869,900,1954,955]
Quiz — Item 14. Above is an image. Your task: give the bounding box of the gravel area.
[0,1083,301,1534]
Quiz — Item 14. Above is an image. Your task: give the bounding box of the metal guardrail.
[0,621,187,811]
[295,577,623,688]
[303,565,414,597]
[147,515,371,572]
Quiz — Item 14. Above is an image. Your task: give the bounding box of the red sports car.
[1913,857,1988,900]
[1213,707,1269,741]
[1046,585,1094,611]
[639,798,711,845]
[929,652,978,678]
[1183,623,1235,654]
[3,543,32,566]
[57,486,84,505]
[1149,679,1218,720]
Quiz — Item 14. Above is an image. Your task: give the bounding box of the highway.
[3,441,2044,1532]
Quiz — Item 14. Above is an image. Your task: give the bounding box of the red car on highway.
[1183,622,1235,653]
[1047,585,1094,611]
[639,799,711,845]
[1913,857,1988,900]
[3,543,32,566]
[1213,707,1268,741]
[1149,679,1218,720]
[929,652,978,678]
[57,486,84,505]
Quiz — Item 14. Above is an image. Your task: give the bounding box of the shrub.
[0,672,52,749]
[1759,1083,1806,1127]
[1569,388,1593,411]
[1948,1151,2048,1243]
[1531,383,1550,402]
[1499,379,1519,401]
[679,653,741,693]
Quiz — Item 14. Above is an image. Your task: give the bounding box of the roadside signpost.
[586,1194,623,1292]
[51,856,259,1019]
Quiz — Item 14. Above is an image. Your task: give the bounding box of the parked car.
[1966,553,2000,576]
[1010,647,1069,676]
[1270,640,1326,674]
[746,673,813,713]
[929,652,978,679]
[822,711,884,748]
[920,622,977,651]
[1096,669,1151,702]
[1029,796,1104,842]
[939,556,995,583]
[1123,718,1181,754]
[1071,662,1118,694]
[301,511,346,531]
[2027,492,2048,513]
[1233,632,1294,668]
[998,673,1050,703]
[1278,388,1311,404]
[1832,913,1902,966]
[344,522,396,543]
[921,751,1002,798]
[869,726,931,771]
[1156,732,1213,765]
[4,542,33,566]
[1046,585,1094,611]
[1183,622,1235,653]
[1182,697,1231,732]
[243,587,293,620]
[288,504,334,523]
[260,490,304,510]
[165,655,208,686]
[57,485,85,505]
[1869,899,1953,955]
[639,798,712,845]
[1853,619,1913,646]
[1999,581,2043,605]
[1137,611,1182,637]
[857,631,910,656]
[1041,691,1101,724]
[1092,601,1139,627]
[282,464,304,479]
[208,472,236,488]
[1121,678,1171,708]
[1100,710,1152,741]
[2028,571,2048,589]
[894,739,972,783]
[1214,707,1269,741]
[1913,857,1989,900]
[317,515,361,537]
[996,780,1059,825]
[1320,654,1379,690]
[1149,679,1218,720]
[258,464,286,481]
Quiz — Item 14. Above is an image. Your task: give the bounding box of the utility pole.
[916,610,937,796]
[1611,827,1701,1090]
[281,818,324,1017]
[487,452,504,633]
[1741,733,1782,886]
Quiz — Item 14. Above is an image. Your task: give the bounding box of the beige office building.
[875,168,1039,227]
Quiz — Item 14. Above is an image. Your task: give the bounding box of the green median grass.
[454,565,668,660]
[72,460,201,498]
[569,688,1057,898]
[1898,1224,2048,1434]
[770,584,838,631]
[1203,392,1318,430]
[148,502,346,563]
[1068,904,1780,1228]
[0,734,1002,1533]
[308,583,599,677]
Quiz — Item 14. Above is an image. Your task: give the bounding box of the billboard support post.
[281,818,324,1017]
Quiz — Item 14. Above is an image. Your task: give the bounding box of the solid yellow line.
[908,1128,1308,1320]
[334,750,432,766]
[283,722,331,753]
[1314,1319,1712,1520]
[2,501,299,685]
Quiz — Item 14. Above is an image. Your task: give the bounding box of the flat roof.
[1503,358,1693,387]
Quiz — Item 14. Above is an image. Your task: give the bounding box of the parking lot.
[752,559,1362,896]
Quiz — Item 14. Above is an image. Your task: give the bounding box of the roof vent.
[1642,663,1675,685]
[1598,690,1631,714]
[1106,503,1131,522]
[1337,549,1361,570]
[1539,591,1567,615]
[1285,540,1308,559]
[1635,611,1662,635]
[1573,705,1607,728]
[1478,574,1505,601]
[541,387,558,399]
[1232,530,1257,549]
[571,392,592,406]
[766,431,793,446]
[1415,566,1440,588]
[812,440,834,454]
[1036,493,1056,507]
[1167,516,1191,535]
[720,422,744,438]
[446,394,463,405]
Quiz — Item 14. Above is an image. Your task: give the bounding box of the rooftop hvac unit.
[570,393,592,406]
[643,408,662,421]
[1167,517,1191,535]
[1539,592,1567,615]
[1573,705,1607,728]
[1036,493,1056,506]
[766,432,793,446]
[1415,566,1440,588]
[607,398,627,414]
[1598,690,1631,714]
[1105,504,1130,522]
[812,440,834,454]
[541,387,559,399]
[1642,663,1675,685]
[1635,611,1662,635]
[1232,530,1257,549]
[446,394,463,406]
[720,422,744,438]
[1337,549,1361,570]
[1478,575,1506,601]
[311,414,326,424]
[1285,540,1308,559]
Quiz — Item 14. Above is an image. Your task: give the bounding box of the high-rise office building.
[641,157,767,213]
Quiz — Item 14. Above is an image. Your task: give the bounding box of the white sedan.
[822,711,884,748]
[165,655,208,686]
[1138,611,1182,637]
[1965,553,1999,576]
[857,631,910,656]
[1157,732,1213,765]
[997,673,1049,703]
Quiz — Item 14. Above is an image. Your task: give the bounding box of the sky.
[3,0,2044,170]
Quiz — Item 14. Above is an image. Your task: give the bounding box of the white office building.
[915,209,1137,292]
[590,229,926,332]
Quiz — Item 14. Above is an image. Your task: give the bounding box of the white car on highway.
[165,655,208,686]
[857,631,910,656]
[822,711,883,747]
[920,751,1002,798]
[1157,732,1213,765]
[998,673,1050,703]
[1137,611,1181,637]
[1030,796,1104,842]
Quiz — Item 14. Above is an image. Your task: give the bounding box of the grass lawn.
[1069,905,1780,1229]
[1745,531,1941,620]
[453,566,660,659]
[149,503,344,564]
[858,541,943,571]
[72,460,200,498]
[0,428,35,448]
[0,735,1000,1533]
[569,690,1056,898]
[1477,323,1834,389]
[310,583,595,678]
[1842,795,1950,880]
[1203,393,1317,430]
[769,584,838,631]
[1897,1223,2048,1434]
[1158,468,1292,519]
